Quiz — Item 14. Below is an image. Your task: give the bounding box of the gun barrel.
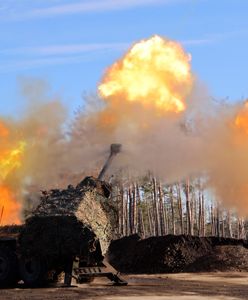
[98,144,122,180]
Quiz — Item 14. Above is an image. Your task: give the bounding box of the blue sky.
[0,0,248,117]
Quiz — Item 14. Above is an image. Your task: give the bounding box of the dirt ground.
[1,273,248,300]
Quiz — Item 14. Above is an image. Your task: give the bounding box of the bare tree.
[169,186,175,235]
[113,173,247,240]
[176,184,184,234]
[152,177,161,236]
[185,179,193,235]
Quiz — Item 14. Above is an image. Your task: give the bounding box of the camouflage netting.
[22,176,116,257]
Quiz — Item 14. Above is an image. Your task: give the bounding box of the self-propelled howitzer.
[0,144,126,287]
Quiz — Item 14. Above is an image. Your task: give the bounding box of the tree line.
[111,174,247,240]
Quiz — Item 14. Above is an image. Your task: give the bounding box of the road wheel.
[19,257,48,287]
[0,246,18,287]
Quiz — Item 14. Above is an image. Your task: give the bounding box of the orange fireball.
[99,35,193,113]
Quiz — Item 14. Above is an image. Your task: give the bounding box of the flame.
[235,101,248,134]
[0,141,26,181]
[0,186,21,225]
[0,121,26,225]
[98,35,193,113]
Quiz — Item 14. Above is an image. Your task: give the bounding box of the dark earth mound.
[107,234,248,273]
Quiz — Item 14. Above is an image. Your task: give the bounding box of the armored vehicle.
[0,144,127,287]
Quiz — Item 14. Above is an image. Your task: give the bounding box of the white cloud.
[1,37,211,59]
[181,38,213,46]
[0,37,212,73]
[1,42,129,56]
[29,0,166,17]
[1,0,189,21]
[0,42,128,72]
[0,54,100,73]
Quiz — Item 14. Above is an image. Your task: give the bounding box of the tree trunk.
[226,211,232,238]
[170,186,175,235]
[128,187,133,234]
[176,184,184,235]
[216,205,220,238]
[125,190,129,236]
[152,177,160,236]
[119,186,125,237]
[132,184,137,233]
[185,179,193,235]
[158,183,166,235]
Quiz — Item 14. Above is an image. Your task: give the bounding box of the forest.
[110,174,246,240]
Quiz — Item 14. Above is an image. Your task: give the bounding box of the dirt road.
[1,273,248,300]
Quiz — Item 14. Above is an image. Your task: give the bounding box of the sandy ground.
[1,273,248,300]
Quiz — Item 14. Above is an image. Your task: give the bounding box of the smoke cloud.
[1,35,248,224]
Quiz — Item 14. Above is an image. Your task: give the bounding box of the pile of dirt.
[107,234,248,273]
[186,245,248,272]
